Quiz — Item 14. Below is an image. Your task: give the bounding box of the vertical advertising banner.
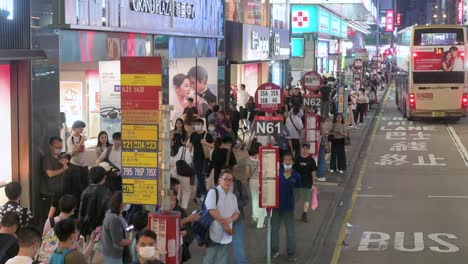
[99,61,121,140]
[385,10,394,32]
[168,57,218,124]
[120,57,162,205]
[458,1,464,25]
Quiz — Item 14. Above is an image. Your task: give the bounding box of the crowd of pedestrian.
[0,65,391,264]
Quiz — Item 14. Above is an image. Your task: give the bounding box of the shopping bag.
[311,188,318,211]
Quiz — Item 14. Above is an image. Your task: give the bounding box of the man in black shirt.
[188,119,214,202]
[319,80,332,120]
[229,101,242,147]
[0,212,20,263]
[289,87,303,113]
[293,143,317,222]
[43,136,69,218]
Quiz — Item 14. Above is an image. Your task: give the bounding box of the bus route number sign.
[255,83,283,113]
[254,116,284,136]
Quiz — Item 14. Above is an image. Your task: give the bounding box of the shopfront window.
[59,30,153,145]
[225,0,269,27]
[0,64,12,192]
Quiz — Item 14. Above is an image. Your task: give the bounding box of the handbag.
[327,124,335,142]
[345,134,351,146]
[311,188,319,211]
[176,147,194,177]
[202,132,212,160]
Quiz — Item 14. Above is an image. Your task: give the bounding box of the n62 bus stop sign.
[255,83,283,113]
[302,71,322,91]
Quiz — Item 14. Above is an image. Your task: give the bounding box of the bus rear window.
[414,29,464,46]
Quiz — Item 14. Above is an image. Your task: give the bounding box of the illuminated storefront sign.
[396,12,401,26]
[0,0,13,20]
[457,1,464,24]
[130,0,195,19]
[292,5,346,38]
[385,9,394,32]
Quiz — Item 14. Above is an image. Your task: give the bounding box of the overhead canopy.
[0,50,47,61]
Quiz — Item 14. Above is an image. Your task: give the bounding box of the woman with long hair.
[441,51,453,72]
[96,131,112,157]
[171,118,187,157]
[170,74,192,125]
[329,114,348,174]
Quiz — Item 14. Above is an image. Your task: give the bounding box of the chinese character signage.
[385,9,394,32]
[396,12,401,26]
[291,5,345,38]
[458,1,464,25]
[120,57,162,205]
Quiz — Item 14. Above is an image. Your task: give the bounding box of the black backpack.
[78,192,105,236]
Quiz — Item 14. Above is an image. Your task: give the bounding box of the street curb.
[307,85,392,264]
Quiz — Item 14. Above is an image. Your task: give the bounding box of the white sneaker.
[328,169,334,173]
[316,177,326,182]
[338,170,344,174]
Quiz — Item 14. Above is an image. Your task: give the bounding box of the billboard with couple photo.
[413,46,464,72]
[169,57,218,124]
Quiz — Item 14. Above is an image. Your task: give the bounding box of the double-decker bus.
[395,25,468,120]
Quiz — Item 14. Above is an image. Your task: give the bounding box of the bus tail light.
[463,93,468,108]
[409,93,416,109]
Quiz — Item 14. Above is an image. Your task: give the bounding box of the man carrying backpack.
[78,166,112,237]
[203,170,239,264]
[50,218,87,263]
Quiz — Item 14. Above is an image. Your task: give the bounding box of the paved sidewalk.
[186,89,387,264]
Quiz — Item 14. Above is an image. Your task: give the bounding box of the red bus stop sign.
[255,82,283,113]
[302,71,322,91]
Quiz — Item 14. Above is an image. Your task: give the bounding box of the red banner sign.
[458,1,464,25]
[396,12,401,26]
[386,10,394,32]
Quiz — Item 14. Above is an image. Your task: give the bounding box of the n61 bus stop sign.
[302,71,322,91]
[255,83,283,113]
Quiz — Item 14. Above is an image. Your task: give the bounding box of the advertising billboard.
[413,46,464,72]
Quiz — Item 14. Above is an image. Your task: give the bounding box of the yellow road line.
[329,87,393,264]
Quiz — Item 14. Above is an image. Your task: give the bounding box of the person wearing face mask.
[131,229,163,264]
[49,218,87,263]
[5,227,42,264]
[43,137,69,219]
[207,121,221,140]
[271,153,301,261]
[188,119,215,203]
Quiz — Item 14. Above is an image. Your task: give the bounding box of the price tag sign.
[255,83,283,113]
[259,146,279,209]
[254,116,284,136]
[302,71,322,91]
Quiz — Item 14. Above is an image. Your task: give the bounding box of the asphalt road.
[335,89,468,264]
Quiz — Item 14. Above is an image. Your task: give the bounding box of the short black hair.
[108,191,123,214]
[281,152,293,162]
[248,142,262,156]
[187,97,194,103]
[59,195,77,213]
[136,229,157,243]
[5,181,21,200]
[187,65,208,83]
[112,132,121,140]
[72,120,86,130]
[54,218,77,242]
[89,166,107,184]
[194,118,204,125]
[241,84,246,90]
[213,105,220,112]
[49,136,62,146]
[1,211,19,227]
[170,177,180,188]
[17,226,42,247]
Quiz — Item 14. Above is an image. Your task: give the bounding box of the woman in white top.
[170,144,193,209]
